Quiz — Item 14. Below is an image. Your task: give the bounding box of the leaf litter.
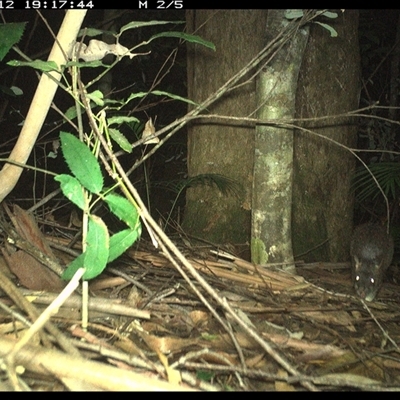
[1,207,400,390]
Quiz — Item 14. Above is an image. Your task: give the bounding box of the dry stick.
[48,228,155,297]
[0,267,80,358]
[0,299,33,328]
[107,267,154,296]
[4,268,82,389]
[0,268,49,345]
[126,170,318,391]
[20,289,150,320]
[116,14,317,175]
[190,108,396,226]
[184,103,400,129]
[0,335,194,391]
[81,19,318,392]
[76,16,319,390]
[6,268,84,364]
[360,299,399,349]
[0,10,86,202]
[6,230,65,276]
[156,236,249,374]
[27,188,62,214]
[80,90,253,372]
[190,108,395,232]
[82,101,318,393]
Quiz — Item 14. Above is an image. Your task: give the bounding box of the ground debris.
[1,237,400,391]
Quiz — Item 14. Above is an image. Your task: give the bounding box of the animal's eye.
[356,275,360,282]
[370,278,375,285]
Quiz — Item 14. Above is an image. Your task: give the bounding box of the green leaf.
[64,100,99,121]
[150,31,215,50]
[124,91,197,107]
[119,20,184,36]
[196,370,215,383]
[64,105,80,121]
[150,90,198,106]
[87,90,104,106]
[108,128,132,153]
[127,121,145,137]
[10,86,23,96]
[7,59,59,72]
[104,193,140,229]
[61,252,85,280]
[82,215,109,280]
[314,21,338,37]
[78,27,116,37]
[54,174,86,210]
[60,132,103,194]
[108,227,141,262]
[284,10,304,19]
[61,216,110,281]
[0,22,26,61]
[0,84,22,97]
[321,11,338,19]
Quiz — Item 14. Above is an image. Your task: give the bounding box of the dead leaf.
[275,369,296,391]
[142,118,159,144]
[299,310,356,332]
[143,333,199,354]
[1,205,64,291]
[74,39,140,62]
[13,205,57,258]
[157,350,182,386]
[2,245,64,291]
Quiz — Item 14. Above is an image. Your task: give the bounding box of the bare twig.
[6,268,84,361]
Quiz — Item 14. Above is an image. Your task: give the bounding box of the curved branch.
[0,10,87,202]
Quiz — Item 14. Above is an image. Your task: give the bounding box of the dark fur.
[350,224,394,301]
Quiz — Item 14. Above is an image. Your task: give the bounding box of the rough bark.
[252,10,309,271]
[292,10,360,262]
[183,10,267,248]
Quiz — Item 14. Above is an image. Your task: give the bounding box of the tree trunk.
[252,10,309,271]
[292,10,360,262]
[183,10,267,251]
[184,10,360,264]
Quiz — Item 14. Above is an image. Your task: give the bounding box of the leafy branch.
[55,132,141,281]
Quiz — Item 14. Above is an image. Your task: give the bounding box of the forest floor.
[1,206,400,391]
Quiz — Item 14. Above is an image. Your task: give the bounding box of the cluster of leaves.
[55,132,142,280]
[0,22,26,62]
[353,162,400,203]
[284,9,339,37]
[0,17,217,282]
[0,22,26,98]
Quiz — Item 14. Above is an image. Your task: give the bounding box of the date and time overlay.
[0,0,184,9]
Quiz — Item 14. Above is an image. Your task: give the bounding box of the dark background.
[0,9,399,233]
